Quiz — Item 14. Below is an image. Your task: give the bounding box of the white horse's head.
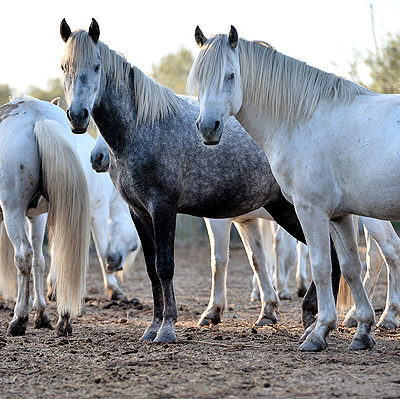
[90,131,110,173]
[106,216,139,273]
[60,18,102,133]
[187,26,243,145]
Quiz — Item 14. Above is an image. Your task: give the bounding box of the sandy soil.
[0,242,400,399]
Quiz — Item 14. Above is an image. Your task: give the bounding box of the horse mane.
[188,34,375,131]
[63,30,180,125]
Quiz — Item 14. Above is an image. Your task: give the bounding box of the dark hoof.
[278,291,292,300]
[197,318,211,326]
[377,319,398,330]
[47,288,56,302]
[56,320,72,336]
[153,331,177,343]
[299,336,327,352]
[349,335,376,350]
[302,312,317,330]
[34,313,54,330]
[343,317,358,328]
[297,286,308,298]
[7,317,28,336]
[107,288,125,301]
[254,315,277,327]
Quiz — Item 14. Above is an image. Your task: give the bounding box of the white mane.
[188,34,375,131]
[63,30,180,125]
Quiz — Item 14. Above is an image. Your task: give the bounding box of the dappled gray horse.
[59,19,340,343]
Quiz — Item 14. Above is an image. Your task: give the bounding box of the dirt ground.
[0,241,400,399]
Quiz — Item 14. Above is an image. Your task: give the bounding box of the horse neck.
[92,68,137,153]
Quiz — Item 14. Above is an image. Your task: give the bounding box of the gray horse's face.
[60,18,102,134]
[193,26,243,145]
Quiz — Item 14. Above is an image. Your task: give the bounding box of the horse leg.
[152,206,178,343]
[361,217,400,329]
[296,242,309,297]
[343,224,383,327]
[274,226,297,300]
[264,192,341,329]
[198,218,232,326]
[91,210,124,300]
[3,210,32,336]
[28,214,53,330]
[130,211,163,341]
[330,215,375,350]
[234,219,279,326]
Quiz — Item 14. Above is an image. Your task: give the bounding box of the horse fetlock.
[197,306,223,326]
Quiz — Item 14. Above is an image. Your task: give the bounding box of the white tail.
[337,276,354,312]
[0,222,17,300]
[34,120,90,316]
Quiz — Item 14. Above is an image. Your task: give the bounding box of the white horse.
[0,97,90,336]
[189,26,400,351]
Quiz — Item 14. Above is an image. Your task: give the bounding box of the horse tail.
[0,222,17,300]
[337,276,353,312]
[34,120,90,316]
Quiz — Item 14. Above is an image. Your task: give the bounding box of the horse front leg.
[28,214,53,330]
[330,215,375,350]
[130,211,163,342]
[198,218,232,326]
[152,206,178,343]
[3,210,32,336]
[234,219,279,326]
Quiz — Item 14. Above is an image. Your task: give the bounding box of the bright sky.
[1,0,399,93]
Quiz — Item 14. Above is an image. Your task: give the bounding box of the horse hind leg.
[3,210,33,336]
[28,214,53,330]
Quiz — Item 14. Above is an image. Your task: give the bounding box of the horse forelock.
[189,34,374,131]
[64,30,180,125]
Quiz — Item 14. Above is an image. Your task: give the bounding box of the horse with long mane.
[0,97,90,336]
[58,18,344,343]
[188,26,400,351]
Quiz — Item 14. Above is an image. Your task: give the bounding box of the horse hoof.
[278,291,291,300]
[254,315,277,327]
[56,320,73,337]
[302,313,316,330]
[250,292,260,302]
[342,317,358,328]
[153,331,177,343]
[7,317,28,336]
[377,319,398,330]
[297,286,307,298]
[197,318,211,327]
[140,330,158,341]
[298,336,327,352]
[349,335,376,350]
[107,288,125,301]
[34,313,54,330]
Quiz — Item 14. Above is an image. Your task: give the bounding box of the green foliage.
[151,47,194,94]
[350,33,400,94]
[0,83,13,106]
[27,78,65,106]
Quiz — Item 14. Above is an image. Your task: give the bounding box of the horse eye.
[95,64,101,72]
[228,73,235,80]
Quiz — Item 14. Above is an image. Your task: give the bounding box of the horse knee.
[212,255,228,274]
[379,242,400,268]
[14,247,33,275]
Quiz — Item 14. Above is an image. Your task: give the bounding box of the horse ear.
[60,18,71,43]
[51,97,60,106]
[195,26,207,48]
[88,18,100,43]
[228,25,238,50]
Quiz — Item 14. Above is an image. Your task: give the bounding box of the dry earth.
[0,242,400,399]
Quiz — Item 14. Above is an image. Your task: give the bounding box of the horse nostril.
[66,109,72,121]
[98,153,104,162]
[214,120,220,132]
[83,108,89,119]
